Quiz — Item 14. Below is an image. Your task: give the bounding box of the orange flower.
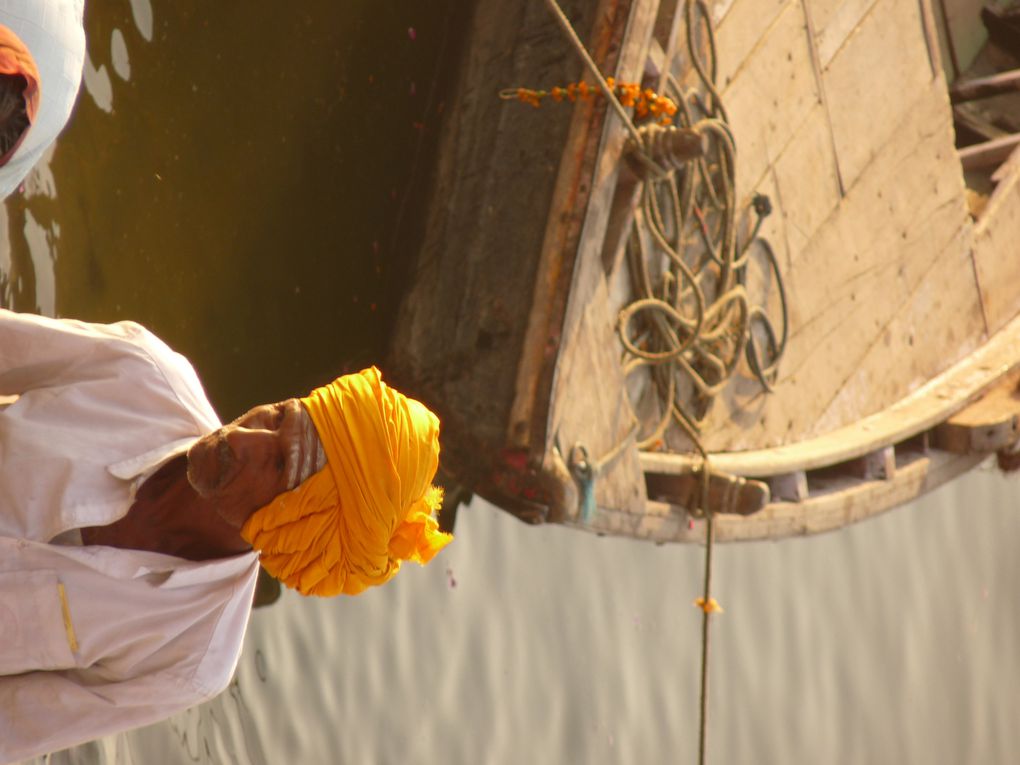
[503,79,678,125]
[515,88,542,108]
[619,83,637,107]
[694,597,724,614]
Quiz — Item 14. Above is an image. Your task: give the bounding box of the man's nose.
[224,427,275,465]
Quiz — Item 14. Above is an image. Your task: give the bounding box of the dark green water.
[2,0,455,418]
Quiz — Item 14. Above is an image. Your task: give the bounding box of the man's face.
[186,398,326,528]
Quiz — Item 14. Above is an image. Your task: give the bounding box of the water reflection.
[27,468,1020,764]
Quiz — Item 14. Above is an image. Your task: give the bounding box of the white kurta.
[0,0,86,198]
[0,309,260,764]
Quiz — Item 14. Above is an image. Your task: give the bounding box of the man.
[0,308,451,762]
[0,0,85,198]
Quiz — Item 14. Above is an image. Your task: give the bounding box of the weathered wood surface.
[951,68,1020,102]
[558,0,1005,534]
[509,0,661,457]
[646,470,770,515]
[630,449,986,544]
[642,309,1020,476]
[971,144,1020,334]
[959,133,1020,169]
[933,369,1020,453]
[588,355,1017,543]
[599,0,989,469]
[539,0,663,520]
[547,276,647,519]
[386,0,641,512]
[388,0,1020,538]
[768,470,809,502]
[687,0,988,453]
[718,0,821,199]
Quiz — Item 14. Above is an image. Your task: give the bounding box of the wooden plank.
[954,105,1009,142]
[813,0,878,68]
[822,0,932,190]
[386,0,613,486]
[933,369,1020,453]
[641,308,1020,477]
[972,144,1020,333]
[649,0,682,91]
[702,80,976,452]
[707,449,985,542]
[951,68,1020,102]
[767,470,809,501]
[842,445,896,480]
[917,0,944,78]
[510,0,659,451]
[536,0,669,522]
[645,470,770,515]
[810,221,982,437]
[712,0,791,89]
[768,102,841,257]
[991,142,1020,184]
[721,0,819,197]
[958,134,1020,170]
[804,0,855,34]
[547,275,647,518]
[799,0,846,196]
[579,447,983,543]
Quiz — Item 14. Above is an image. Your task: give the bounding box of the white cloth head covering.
[0,0,84,198]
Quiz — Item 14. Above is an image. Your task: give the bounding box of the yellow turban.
[240,367,452,597]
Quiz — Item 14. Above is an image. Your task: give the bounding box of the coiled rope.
[618,0,788,453]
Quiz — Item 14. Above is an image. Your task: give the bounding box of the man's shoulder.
[106,321,222,432]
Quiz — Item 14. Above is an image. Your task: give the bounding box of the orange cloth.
[241,367,451,596]
[0,24,39,165]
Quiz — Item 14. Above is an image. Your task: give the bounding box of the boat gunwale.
[595,448,987,544]
[640,310,1020,478]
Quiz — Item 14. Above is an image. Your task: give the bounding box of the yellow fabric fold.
[241,367,451,596]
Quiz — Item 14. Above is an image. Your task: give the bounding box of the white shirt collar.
[107,437,197,482]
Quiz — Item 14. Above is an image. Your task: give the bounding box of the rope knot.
[752,192,772,218]
[625,123,704,179]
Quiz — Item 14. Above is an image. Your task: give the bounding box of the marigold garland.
[499,77,679,125]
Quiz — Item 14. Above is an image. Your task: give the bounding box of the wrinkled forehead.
[232,397,302,425]
[229,399,326,480]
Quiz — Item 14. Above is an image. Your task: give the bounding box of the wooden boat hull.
[388,0,1020,541]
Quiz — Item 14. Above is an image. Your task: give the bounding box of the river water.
[8,2,1020,763]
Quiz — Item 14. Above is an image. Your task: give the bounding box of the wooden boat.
[387,0,1020,543]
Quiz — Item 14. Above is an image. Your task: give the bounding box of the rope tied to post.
[567,421,640,523]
